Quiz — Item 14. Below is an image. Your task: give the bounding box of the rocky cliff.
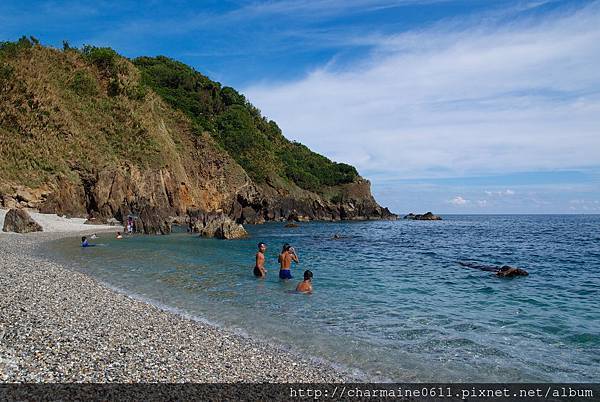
[0,38,396,233]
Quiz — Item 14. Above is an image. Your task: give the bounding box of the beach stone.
[106,218,121,226]
[1,195,19,209]
[83,217,107,225]
[2,208,43,233]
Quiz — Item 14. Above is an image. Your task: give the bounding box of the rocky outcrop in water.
[2,208,43,233]
[188,209,248,239]
[403,212,442,221]
[458,262,529,277]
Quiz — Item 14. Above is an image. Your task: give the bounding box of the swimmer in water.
[254,242,267,278]
[81,236,94,247]
[296,270,313,293]
[116,231,123,239]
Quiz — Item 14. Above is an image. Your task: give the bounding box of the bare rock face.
[227,178,397,224]
[39,175,87,218]
[188,209,248,239]
[1,186,50,210]
[2,208,43,233]
[136,203,172,235]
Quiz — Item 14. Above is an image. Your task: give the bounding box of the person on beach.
[278,243,299,280]
[126,217,133,234]
[296,270,313,293]
[254,242,267,277]
[116,231,123,239]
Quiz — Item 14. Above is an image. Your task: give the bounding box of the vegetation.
[133,56,358,190]
[69,71,98,96]
[0,38,359,193]
[0,36,35,59]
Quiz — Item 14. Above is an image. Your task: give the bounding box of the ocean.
[46,215,600,381]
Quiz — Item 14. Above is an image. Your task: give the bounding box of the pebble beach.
[0,212,345,382]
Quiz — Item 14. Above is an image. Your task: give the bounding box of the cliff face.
[0,40,395,232]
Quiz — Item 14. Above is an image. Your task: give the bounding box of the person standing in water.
[254,242,267,278]
[278,243,299,280]
[296,270,313,293]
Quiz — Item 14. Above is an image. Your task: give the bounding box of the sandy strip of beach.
[0,212,345,382]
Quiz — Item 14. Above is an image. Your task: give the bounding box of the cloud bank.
[244,2,600,182]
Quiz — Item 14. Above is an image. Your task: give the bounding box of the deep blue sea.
[46,215,600,381]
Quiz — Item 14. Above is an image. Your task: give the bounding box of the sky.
[1,0,599,214]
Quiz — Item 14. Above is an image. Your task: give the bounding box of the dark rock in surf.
[404,212,442,220]
[458,261,528,277]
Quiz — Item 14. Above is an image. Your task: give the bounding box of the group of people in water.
[255,242,313,293]
[80,230,126,247]
[81,234,314,292]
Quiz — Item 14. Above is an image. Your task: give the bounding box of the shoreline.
[0,216,347,382]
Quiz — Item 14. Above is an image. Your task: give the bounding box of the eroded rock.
[2,208,43,233]
[188,209,247,239]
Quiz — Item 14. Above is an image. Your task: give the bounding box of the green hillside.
[0,36,394,224]
[133,56,358,191]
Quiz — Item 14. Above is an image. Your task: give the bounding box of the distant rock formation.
[2,208,43,233]
[188,209,248,239]
[403,212,442,220]
[284,222,299,228]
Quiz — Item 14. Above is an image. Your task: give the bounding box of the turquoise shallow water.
[46,215,600,381]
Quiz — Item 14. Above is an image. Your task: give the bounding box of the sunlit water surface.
[45,215,600,381]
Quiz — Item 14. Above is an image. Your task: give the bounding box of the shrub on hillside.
[69,71,98,96]
[0,36,34,59]
[81,45,119,76]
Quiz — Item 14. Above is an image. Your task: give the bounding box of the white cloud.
[568,199,600,210]
[245,3,600,180]
[485,189,516,196]
[449,196,469,205]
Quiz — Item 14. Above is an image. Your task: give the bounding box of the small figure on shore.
[116,231,123,239]
[278,243,299,280]
[296,270,313,293]
[81,236,95,248]
[126,216,134,234]
[458,261,528,277]
[254,242,267,278]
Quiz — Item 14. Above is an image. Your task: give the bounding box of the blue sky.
[2,0,599,213]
